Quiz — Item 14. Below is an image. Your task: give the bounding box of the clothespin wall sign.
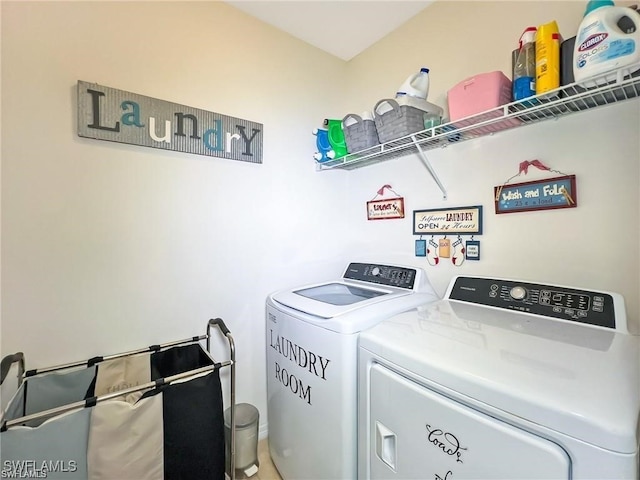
[494,160,577,214]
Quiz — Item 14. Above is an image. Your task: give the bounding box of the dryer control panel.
[343,263,417,289]
[448,277,617,329]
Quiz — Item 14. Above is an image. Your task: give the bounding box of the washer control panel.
[343,263,417,289]
[448,277,616,329]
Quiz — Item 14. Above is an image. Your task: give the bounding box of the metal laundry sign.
[413,205,483,235]
[77,80,263,163]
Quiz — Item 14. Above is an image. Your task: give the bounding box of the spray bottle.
[513,27,537,100]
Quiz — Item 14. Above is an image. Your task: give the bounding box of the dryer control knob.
[371,267,381,276]
[510,286,527,300]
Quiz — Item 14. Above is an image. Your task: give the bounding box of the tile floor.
[254,439,282,480]
[227,438,282,480]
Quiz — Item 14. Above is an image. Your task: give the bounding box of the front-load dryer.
[359,276,640,479]
[266,262,439,480]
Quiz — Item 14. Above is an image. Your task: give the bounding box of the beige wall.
[345,1,585,113]
[0,1,352,430]
[2,0,639,436]
[338,1,640,333]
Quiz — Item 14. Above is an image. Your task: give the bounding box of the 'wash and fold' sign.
[77,81,263,163]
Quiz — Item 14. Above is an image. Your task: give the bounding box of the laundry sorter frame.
[0,318,237,480]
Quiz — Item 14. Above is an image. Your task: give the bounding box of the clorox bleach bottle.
[574,0,640,87]
[398,67,431,99]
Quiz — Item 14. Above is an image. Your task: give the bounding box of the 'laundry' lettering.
[78,81,263,163]
[269,330,331,380]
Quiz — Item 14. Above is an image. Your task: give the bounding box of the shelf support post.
[412,135,447,200]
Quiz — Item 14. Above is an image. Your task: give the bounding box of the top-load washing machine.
[266,262,439,480]
[359,275,640,480]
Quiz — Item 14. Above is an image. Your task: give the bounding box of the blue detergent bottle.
[312,128,335,162]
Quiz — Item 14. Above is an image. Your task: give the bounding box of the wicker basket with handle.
[342,113,380,153]
[373,99,428,143]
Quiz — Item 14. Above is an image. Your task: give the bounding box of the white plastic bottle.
[574,0,640,87]
[394,92,443,117]
[398,67,430,99]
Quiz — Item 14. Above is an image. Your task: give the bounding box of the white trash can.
[224,403,260,478]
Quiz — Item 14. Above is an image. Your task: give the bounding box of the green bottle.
[323,119,348,158]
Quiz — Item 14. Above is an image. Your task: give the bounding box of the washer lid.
[271,280,407,319]
[359,299,640,453]
[270,262,437,321]
[294,282,389,306]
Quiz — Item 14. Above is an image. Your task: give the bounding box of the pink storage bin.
[447,71,520,135]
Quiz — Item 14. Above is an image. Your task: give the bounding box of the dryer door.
[366,364,570,479]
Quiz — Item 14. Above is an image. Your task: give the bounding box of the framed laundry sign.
[367,198,405,220]
[413,206,483,235]
[367,184,405,220]
[494,175,577,214]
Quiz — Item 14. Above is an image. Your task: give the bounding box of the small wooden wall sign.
[367,197,405,220]
[494,175,577,214]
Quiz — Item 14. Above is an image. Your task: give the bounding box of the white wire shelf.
[316,74,640,173]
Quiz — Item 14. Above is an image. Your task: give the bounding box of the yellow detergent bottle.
[535,20,562,96]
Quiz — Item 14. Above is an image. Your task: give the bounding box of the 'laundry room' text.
[269,330,331,405]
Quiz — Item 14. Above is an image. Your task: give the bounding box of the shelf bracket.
[412,135,447,200]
